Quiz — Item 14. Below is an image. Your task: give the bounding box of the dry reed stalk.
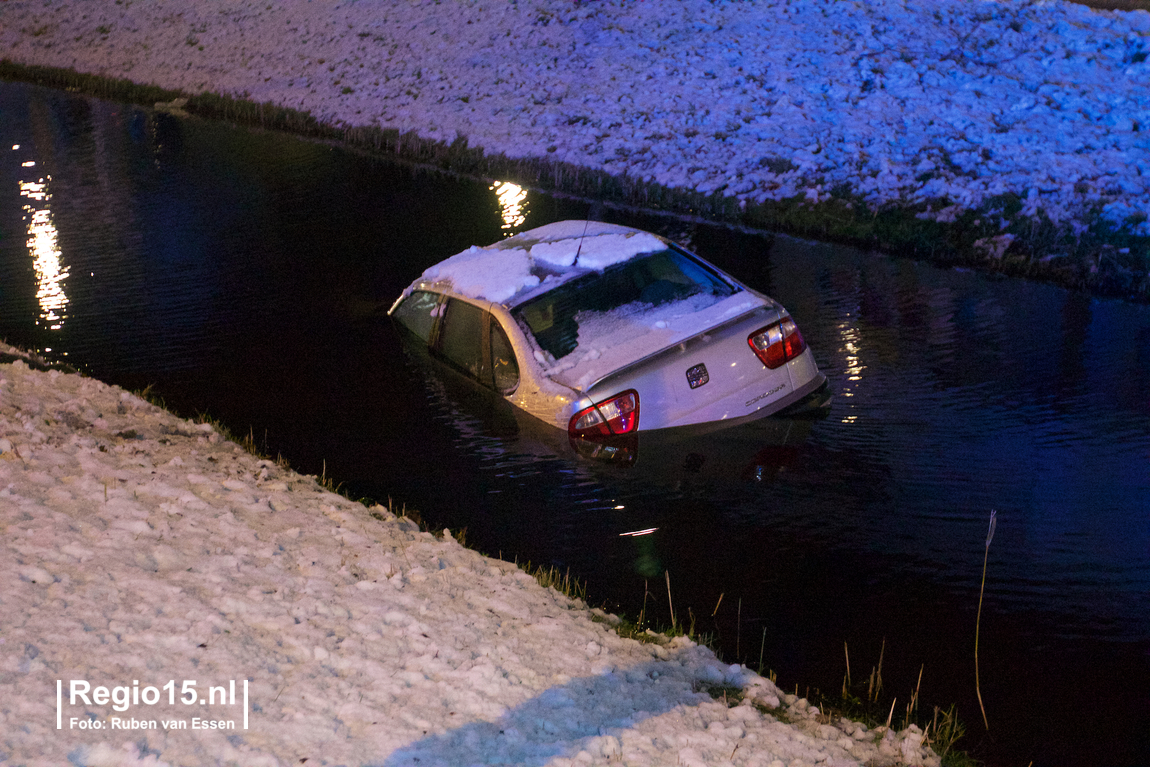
[759,627,767,675]
[907,663,924,721]
[737,597,742,659]
[639,579,649,630]
[975,510,997,730]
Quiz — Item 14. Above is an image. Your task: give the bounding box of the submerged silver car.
[389,221,827,439]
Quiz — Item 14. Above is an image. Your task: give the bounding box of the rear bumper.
[657,370,830,435]
[775,373,832,416]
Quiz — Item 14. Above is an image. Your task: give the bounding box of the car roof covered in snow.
[414,221,668,306]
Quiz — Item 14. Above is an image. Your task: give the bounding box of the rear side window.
[439,299,488,382]
[391,291,440,341]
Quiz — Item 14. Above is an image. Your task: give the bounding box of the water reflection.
[836,319,864,426]
[491,180,527,234]
[838,323,865,387]
[16,148,68,332]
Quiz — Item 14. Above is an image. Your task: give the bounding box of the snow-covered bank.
[2,0,1149,238]
[1,342,939,766]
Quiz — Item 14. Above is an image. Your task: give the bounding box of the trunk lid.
[569,298,807,430]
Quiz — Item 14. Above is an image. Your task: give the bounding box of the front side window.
[391,290,440,342]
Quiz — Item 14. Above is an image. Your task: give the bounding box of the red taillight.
[568,390,640,438]
[748,317,807,369]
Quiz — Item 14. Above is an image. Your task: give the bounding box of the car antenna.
[573,217,591,265]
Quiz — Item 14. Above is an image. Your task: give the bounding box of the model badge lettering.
[745,384,785,408]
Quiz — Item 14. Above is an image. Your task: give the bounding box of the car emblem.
[686,363,709,389]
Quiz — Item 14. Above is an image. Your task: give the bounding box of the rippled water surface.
[2,81,1149,766]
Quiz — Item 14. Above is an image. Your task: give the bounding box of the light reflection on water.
[1,80,1148,766]
[16,149,69,333]
[492,180,528,234]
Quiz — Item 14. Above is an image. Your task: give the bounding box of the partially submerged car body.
[390,221,827,438]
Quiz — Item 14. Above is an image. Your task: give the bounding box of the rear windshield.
[512,247,736,362]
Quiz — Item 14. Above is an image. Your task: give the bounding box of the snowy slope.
[1,0,1148,239]
[0,345,941,765]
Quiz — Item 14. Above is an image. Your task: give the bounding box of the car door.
[436,297,519,397]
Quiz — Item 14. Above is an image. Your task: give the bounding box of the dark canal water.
[2,81,1148,766]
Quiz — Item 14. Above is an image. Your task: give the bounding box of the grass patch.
[805,641,977,767]
[590,612,695,647]
[522,562,587,602]
[693,680,745,707]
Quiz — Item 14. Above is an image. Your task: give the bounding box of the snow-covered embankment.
[1,0,1149,246]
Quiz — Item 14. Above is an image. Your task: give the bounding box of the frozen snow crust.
[0,343,941,765]
[2,0,1149,294]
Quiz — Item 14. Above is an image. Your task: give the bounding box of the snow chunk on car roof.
[529,232,664,271]
[420,221,665,304]
[421,245,540,304]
